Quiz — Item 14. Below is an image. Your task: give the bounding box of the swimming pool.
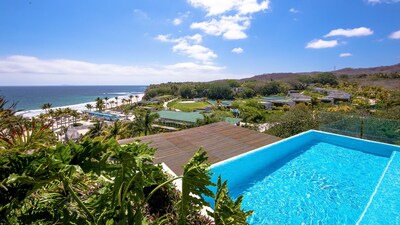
[208,130,400,224]
[84,110,121,121]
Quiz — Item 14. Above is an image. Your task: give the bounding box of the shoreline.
[17,93,144,118]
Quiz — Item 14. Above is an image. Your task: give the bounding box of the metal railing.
[319,112,400,145]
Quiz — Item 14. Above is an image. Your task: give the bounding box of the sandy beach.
[17,93,144,118]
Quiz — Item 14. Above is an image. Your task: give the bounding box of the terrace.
[118,122,281,175]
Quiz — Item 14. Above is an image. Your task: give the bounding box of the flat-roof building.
[156,110,204,127]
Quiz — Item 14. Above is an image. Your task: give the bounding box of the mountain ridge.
[240,63,400,82]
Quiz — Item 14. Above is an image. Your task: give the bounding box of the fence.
[319,112,400,145]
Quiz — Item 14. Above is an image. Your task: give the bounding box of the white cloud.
[187,0,269,16]
[306,39,339,49]
[172,40,217,62]
[232,47,244,53]
[324,27,373,37]
[155,34,172,42]
[389,30,400,39]
[173,18,182,25]
[155,34,215,62]
[188,33,203,43]
[0,55,230,85]
[367,0,400,4]
[339,53,352,57]
[133,9,149,19]
[165,62,224,71]
[289,8,299,13]
[172,11,190,26]
[191,15,250,40]
[187,0,269,41]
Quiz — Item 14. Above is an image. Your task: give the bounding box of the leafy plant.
[0,117,56,152]
[213,176,253,225]
[266,103,319,138]
[178,149,215,225]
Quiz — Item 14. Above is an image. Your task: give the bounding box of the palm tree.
[144,110,159,135]
[86,121,105,138]
[109,100,115,108]
[114,96,119,107]
[104,120,126,140]
[85,103,93,111]
[135,95,139,103]
[95,97,105,111]
[130,109,160,136]
[70,110,79,124]
[129,95,133,105]
[104,97,109,109]
[41,103,52,114]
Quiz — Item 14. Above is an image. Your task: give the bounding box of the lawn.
[302,90,326,98]
[168,101,211,112]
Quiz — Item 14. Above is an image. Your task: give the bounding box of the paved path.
[163,98,178,110]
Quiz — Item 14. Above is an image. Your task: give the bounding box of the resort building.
[288,92,312,103]
[260,102,273,110]
[156,110,204,128]
[325,90,352,102]
[312,87,352,103]
[268,99,296,107]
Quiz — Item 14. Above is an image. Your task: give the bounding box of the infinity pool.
[208,130,400,224]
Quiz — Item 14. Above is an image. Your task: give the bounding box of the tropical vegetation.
[141,71,400,143]
[0,97,253,224]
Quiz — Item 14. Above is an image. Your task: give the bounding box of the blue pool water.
[208,130,400,224]
[84,110,121,121]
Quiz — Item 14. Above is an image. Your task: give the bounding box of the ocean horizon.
[0,85,148,112]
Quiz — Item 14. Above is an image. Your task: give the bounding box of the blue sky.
[0,0,399,85]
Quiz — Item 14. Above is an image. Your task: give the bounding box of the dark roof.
[311,87,351,100]
[270,99,296,106]
[326,91,351,100]
[289,93,312,102]
[118,122,281,175]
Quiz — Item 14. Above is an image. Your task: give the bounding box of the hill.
[333,63,400,75]
[240,63,400,89]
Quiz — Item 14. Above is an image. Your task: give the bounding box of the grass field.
[168,101,211,112]
[302,90,326,98]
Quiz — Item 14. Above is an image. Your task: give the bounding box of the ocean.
[0,85,147,116]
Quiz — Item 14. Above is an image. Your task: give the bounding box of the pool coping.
[210,129,400,169]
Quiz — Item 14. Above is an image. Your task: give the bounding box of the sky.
[0,0,399,85]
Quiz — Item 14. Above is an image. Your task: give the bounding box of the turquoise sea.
[0,85,147,111]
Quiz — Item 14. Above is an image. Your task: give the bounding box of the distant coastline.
[16,93,144,118]
[0,85,147,117]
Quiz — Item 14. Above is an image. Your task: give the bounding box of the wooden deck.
[118,122,281,175]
